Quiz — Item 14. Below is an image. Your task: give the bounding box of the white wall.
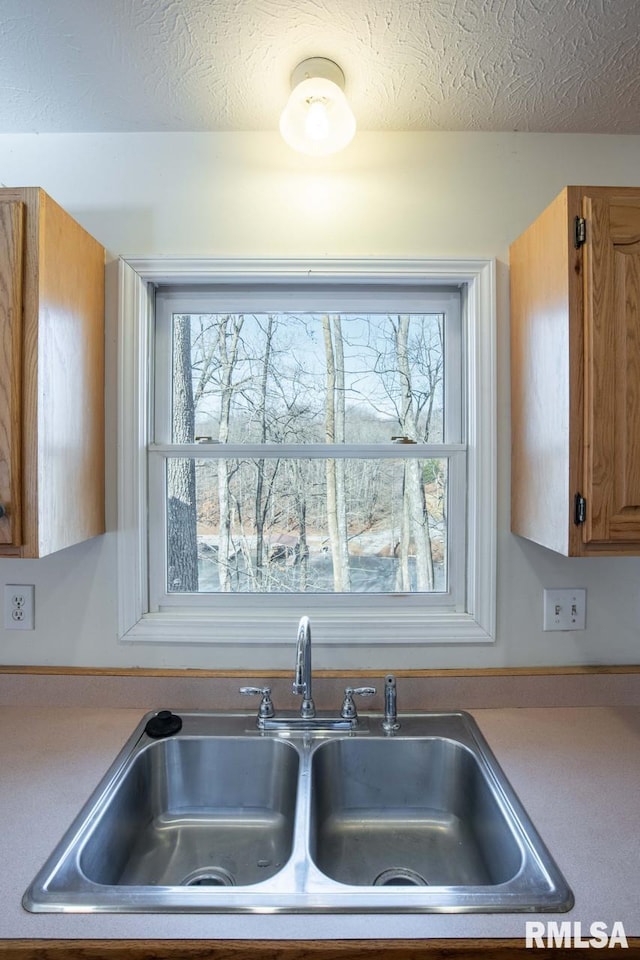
[1,131,639,669]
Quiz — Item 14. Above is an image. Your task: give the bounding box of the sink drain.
[373,867,428,887]
[182,867,235,887]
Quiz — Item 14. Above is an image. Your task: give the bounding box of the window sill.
[120,609,494,646]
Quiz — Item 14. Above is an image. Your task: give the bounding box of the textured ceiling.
[1,0,639,134]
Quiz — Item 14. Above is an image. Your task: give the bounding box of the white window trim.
[117,258,496,649]
[149,285,466,618]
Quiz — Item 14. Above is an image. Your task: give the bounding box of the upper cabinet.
[0,187,105,558]
[510,185,640,556]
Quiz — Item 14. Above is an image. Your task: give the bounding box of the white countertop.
[1,704,639,941]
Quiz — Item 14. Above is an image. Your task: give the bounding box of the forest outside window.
[117,258,496,650]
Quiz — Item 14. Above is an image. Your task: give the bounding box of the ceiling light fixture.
[279,58,356,156]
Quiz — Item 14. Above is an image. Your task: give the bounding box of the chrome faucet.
[292,615,315,719]
[241,616,384,731]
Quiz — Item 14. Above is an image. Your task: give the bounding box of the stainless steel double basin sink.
[23,710,573,914]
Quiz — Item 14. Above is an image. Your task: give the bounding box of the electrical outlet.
[4,584,35,631]
[543,588,586,632]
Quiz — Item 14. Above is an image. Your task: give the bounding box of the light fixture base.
[290,58,346,92]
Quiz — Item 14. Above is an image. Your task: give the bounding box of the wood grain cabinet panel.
[0,188,105,558]
[510,185,640,556]
[0,200,24,547]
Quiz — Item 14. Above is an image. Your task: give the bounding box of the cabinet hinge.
[574,216,586,248]
[574,494,587,525]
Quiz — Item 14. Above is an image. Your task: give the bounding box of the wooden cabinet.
[510,185,640,556]
[0,187,104,558]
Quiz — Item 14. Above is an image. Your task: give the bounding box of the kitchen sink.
[23,710,573,914]
[309,736,522,888]
[80,736,299,888]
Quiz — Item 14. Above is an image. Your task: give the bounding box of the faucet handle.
[239,686,275,719]
[340,685,376,720]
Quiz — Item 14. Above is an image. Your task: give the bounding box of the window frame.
[117,258,496,650]
[150,286,464,613]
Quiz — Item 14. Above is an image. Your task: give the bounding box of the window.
[117,259,496,654]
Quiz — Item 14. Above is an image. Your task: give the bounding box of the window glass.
[166,455,448,594]
[170,313,445,445]
[161,306,456,598]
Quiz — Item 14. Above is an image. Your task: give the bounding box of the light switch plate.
[543,588,586,631]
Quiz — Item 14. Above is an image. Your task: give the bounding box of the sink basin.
[24,710,573,914]
[310,737,522,888]
[80,736,298,888]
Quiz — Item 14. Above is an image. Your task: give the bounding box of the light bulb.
[280,59,356,157]
[305,99,330,141]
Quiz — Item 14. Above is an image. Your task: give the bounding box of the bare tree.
[396,473,411,591]
[167,315,198,591]
[216,315,244,591]
[254,314,274,586]
[322,315,350,591]
[292,460,310,590]
[394,315,435,591]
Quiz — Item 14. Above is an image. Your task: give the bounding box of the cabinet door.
[0,201,24,546]
[583,193,640,543]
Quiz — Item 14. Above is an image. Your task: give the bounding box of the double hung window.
[118,260,495,651]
